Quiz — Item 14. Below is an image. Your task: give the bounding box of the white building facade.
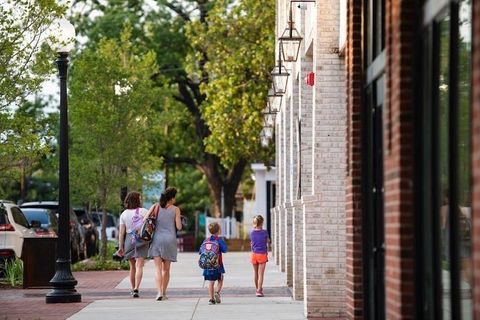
[269,0,347,318]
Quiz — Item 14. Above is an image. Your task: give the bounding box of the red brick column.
[472,0,480,318]
[345,0,364,319]
[383,0,416,319]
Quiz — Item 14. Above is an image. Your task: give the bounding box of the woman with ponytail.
[147,187,182,301]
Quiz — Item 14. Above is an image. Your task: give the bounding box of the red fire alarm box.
[307,72,315,86]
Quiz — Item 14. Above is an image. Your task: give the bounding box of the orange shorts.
[251,253,268,264]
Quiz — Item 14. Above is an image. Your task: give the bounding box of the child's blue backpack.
[198,239,220,270]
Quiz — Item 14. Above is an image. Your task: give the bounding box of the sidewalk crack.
[190,297,200,320]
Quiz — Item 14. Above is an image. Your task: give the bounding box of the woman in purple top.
[250,215,269,297]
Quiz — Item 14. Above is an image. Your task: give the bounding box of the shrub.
[4,258,23,287]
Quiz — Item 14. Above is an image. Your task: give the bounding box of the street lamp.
[263,113,275,127]
[260,129,270,147]
[279,21,302,63]
[267,88,283,113]
[278,1,315,62]
[46,19,81,304]
[264,126,274,139]
[271,46,290,95]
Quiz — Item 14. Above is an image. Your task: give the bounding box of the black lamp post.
[46,19,81,304]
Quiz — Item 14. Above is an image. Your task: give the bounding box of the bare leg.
[134,258,145,290]
[252,264,259,290]
[161,260,171,296]
[258,263,266,291]
[153,257,163,296]
[216,275,223,293]
[128,258,136,290]
[208,281,215,300]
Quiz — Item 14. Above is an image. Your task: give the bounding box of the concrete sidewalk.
[68,252,304,320]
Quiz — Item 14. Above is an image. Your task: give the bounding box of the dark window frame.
[417,0,473,319]
[362,0,386,319]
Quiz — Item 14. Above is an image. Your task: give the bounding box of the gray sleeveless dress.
[148,205,178,262]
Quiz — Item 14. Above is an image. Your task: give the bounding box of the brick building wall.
[383,1,416,318]
[345,0,363,318]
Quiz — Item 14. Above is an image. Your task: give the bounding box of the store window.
[418,1,472,319]
[363,0,385,319]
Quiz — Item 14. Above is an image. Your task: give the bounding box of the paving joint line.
[190,297,200,320]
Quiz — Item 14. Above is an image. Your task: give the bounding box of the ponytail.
[159,187,177,208]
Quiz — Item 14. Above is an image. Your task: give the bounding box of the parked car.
[21,208,58,237]
[73,208,99,257]
[0,201,38,274]
[20,201,86,263]
[91,212,118,241]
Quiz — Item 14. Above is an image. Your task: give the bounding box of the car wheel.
[71,243,79,264]
[86,233,97,258]
[79,243,87,260]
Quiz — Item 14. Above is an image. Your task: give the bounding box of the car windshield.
[11,207,30,228]
[22,209,50,225]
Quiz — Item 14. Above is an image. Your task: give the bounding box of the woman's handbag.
[137,204,159,242]
[138,217,156,242]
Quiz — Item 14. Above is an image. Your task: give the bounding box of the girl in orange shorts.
[250,215,269,297]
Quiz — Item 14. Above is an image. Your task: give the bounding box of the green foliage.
[169,165,211,229]
[188,0,275,167]
[0,98,57,199]
[0,0,66,108]
[69,25,160,207]
[0,0,64,199]
[69,25,161,257]
[65,0,275,216]
[4,258,23,287]
[72,241,129,271]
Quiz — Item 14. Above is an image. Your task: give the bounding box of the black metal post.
[46,52,81,304]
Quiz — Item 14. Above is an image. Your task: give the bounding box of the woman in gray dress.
[147,187,182,300]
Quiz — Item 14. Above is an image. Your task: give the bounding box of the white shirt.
[119,208,149,233]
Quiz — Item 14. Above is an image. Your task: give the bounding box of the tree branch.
[162,155,198,166]
[163,1,191,21]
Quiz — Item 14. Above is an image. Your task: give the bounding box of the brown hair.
[253,215,264,228]
[124,191,141,209]
[159,187,177,208]
[208,222,220,235]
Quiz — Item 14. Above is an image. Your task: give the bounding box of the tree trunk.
[198,155,247,218]
[100,189,108,261]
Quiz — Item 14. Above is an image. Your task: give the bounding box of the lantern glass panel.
[268,90,282,113]
[281,39,302,62]
[271,65,289,95]
[265,114,275,126]
[279,26,302,62]
[261,136,269,147]
[264,127,273,138]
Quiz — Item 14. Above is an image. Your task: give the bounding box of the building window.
[419,1,472,319]
[363,0,386,319]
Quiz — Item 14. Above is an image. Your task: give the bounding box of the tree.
[0,0,67,193]
[69,26,160,259]
[71,0,275,217]
[0,0,66,108]
[0,98,57,199]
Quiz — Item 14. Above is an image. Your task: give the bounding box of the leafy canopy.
[69,25,161,210]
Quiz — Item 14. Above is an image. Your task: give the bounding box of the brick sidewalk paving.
[0,270,128,320]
